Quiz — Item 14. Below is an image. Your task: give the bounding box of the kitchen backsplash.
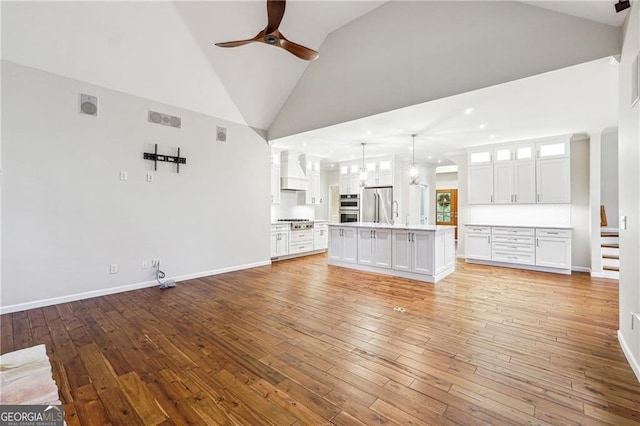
[271,191,315,221]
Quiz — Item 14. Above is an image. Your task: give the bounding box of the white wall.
[269,1,621,139]
[570,137,591,271]
[617,1,640,382]
[436,172,458,190]
[601,131,619,228]
[1,61,271,312]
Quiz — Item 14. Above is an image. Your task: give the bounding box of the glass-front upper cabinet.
[492,143,535,162]
[536,138,570,159]
[468,148,492,165]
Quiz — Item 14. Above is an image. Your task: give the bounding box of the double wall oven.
[339,194,360,223]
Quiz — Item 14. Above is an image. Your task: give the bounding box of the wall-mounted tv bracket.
[143,144,187,173]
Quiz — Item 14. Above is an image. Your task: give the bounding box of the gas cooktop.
[277,219,310,222]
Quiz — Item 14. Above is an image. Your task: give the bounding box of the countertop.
[271,220,328,225]
[329,222,456,231]
[464,223,573,229]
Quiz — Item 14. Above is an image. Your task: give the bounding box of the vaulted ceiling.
[1,1,626,164]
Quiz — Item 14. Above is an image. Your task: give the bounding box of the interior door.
[436,189,458,239]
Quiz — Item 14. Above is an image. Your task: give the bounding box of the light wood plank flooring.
[2,255,639,425]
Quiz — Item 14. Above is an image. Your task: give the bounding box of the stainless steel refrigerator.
[362,186,393,224]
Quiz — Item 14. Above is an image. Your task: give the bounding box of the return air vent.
[148,110,181,129]
[216,126,227,142]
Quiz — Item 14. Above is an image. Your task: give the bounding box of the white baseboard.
[0,260,271,315]
[618,330,640,384]
[572,266,590,273]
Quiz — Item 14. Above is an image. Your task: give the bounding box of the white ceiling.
[271,55,619,167]
[1,0,625,161]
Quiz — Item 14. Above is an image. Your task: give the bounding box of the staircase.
[601,229,619,280]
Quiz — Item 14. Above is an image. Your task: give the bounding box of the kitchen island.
[328,223,456,283]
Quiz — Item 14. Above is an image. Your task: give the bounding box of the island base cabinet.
[435,232,456,274]
[391,230,434,276]
[358,228,392,269]
[329,227,357,264]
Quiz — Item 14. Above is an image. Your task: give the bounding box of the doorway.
[436,189,458,239]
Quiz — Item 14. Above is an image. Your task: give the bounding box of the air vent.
[216,126,227,142]
[148,110,181,129]
[79,94,98,117]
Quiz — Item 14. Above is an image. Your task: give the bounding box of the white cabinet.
[339,172,360,195]
[491,227,535,265]
[270,224,289,258]
[358,228,392,269]
[270,154,281,204]
[465,225,572,274]
[536,139,570,159]
[535,228,571,269]
[391,230,434,275]
[465,226,492,260]
[434,231,456,274]
[328,227,357,263]
[369,170,393,186]
[468,137,570,205]
[493,160,535,204]
[468,165,494,204]
[314,224,328,250]
[306,170,321,204]
[536,158,570,203]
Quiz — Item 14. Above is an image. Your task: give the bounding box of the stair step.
[601,243,619,248]
[601,231,619,237]
[602,254,619,259]
[603,265,619,271]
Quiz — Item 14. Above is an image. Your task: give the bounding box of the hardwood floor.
[2,255,640,425]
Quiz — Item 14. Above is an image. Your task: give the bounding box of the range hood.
[280,151,309,191]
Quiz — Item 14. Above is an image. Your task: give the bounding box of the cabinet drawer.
[289,243,313,254]
[492,250,535,265]
[290,231,313,242]
[465,226,491,234]
[314,223,328,230]
[536,228,570,238]
[492,235,535,245]
[271,224,290,232]
[492,242,534,253]
[492,227,534,236]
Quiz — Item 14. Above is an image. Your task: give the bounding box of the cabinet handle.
[547,231,559,235]
[536,238,539,247]
[374,230,377,239]
[537,194,540,202]
[407,233,411,242]
[488,236,491,244]
[491,195,493,203]
[515,194,517,203]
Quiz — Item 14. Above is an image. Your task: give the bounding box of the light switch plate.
[621,215,627,230]
[120,171,128,181]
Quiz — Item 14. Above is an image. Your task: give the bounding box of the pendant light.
[359,142,368,187]
[409,134,419,185]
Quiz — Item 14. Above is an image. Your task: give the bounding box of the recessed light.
[479,123,487,129]
[331,163,335,167]
[490,134,495,139]
[465,107,474,115]
[367,130,372,135]
[437,160,442,163]
[428,155,432,159]
[302,143,307,147]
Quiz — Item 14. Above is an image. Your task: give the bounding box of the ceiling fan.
[215,0,319,61]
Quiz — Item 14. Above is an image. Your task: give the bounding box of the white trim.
[328,260,455,283]
[618,330,640,384]
[571,266,590,273]
[0,260,270,315]
[601,227,620,233]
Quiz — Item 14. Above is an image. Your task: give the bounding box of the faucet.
[393,200,399,218]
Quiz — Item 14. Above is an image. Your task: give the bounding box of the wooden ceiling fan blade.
[266,0,286,34]
[279,35,319,61]
[215,30,264,48]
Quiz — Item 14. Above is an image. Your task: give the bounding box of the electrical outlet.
[119,171,128,181]
[146,173,154,182]
[142,260,149,269]
[152,259,161,267]
[110,264,118,274]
